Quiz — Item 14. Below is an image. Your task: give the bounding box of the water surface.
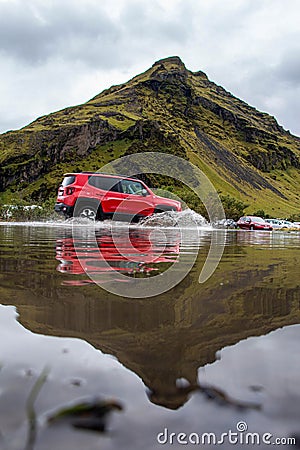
[0,221,299,449]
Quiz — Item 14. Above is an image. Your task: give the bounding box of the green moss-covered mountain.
[0,56,299,217]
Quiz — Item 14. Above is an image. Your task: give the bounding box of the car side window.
[121,180,146,196]
[88,176,121,192]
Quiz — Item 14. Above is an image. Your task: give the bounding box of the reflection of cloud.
[199,325,300,423]
[1,303,300,448]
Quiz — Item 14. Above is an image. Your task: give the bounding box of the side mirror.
[142,189,148,197]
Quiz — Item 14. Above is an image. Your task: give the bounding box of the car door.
[87,176,124,214]
[118,179,154,216]
[99,178,125,214]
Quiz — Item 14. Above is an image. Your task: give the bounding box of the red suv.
[54,172,181,220]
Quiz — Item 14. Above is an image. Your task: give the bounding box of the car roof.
[240,216,263,219]
[63,172,140,181]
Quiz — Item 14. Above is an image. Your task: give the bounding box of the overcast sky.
[0,0,299,136]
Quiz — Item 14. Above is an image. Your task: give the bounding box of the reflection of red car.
[54,172,181,220]
[237,216,273,231]
[56,229,180,279]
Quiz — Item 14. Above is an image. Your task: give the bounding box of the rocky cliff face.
[0,56,299,215]
[0,119,118,191]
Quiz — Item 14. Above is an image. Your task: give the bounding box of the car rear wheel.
[250,225,255,230]
[77,206,97,220]
[74,201,104,221]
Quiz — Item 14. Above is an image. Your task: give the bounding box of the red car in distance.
[237,216,273,231]
[54,172,181,221]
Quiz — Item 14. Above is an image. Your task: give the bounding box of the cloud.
[0,0,299,136]
[0,0,192,68]
[274,51,300,88]
[0,0,119,66]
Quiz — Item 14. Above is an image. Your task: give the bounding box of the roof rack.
[63,172,141,180]
[80,171,140,180]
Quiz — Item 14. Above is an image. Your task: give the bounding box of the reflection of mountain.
[0,229,299,410]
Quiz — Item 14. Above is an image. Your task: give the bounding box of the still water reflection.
[0,222,300,448]
[56,227,180,282]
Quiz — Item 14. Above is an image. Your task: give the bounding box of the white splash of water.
[139,209,210,229]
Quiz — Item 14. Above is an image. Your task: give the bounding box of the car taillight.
[66,187,75,195]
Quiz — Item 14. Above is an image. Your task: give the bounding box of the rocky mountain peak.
[149,56,188,80]
[152,56,186,69]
